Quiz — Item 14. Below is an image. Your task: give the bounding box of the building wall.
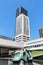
[16,15,22,35]
[39,28,43,37]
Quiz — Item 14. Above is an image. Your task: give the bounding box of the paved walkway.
[33,62,41,65]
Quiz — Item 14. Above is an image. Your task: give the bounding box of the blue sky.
[0,0,43,39]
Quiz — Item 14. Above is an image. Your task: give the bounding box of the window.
[24,16,29,35]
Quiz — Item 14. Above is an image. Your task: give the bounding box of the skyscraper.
[39,28,43,38]
[15,7,30,42]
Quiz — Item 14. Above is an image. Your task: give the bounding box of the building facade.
[15,7,30,42]
[39,28,43,38]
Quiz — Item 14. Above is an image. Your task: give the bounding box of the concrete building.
[24,38,43,51]
[39,28,43,38]
[15,7,30,42]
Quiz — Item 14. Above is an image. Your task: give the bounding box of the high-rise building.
[15,7,30,42]
[39,28,43,38]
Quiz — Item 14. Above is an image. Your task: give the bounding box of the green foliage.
[31,50,43,56]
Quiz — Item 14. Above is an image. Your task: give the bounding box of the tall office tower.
[15,7,30,42]
[39,28,43,38]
